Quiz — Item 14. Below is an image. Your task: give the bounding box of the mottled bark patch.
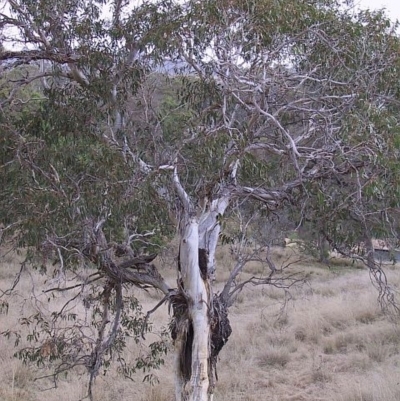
[170,290,232,387]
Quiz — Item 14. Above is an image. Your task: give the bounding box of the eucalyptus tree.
[1,1,400,401]
[0,0,177,396]
[155,3,400,398]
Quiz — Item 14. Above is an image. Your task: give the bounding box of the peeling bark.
[171,211,232,401]
[177,217,210,401]
[171,161,235,401]
[198,197,230,279]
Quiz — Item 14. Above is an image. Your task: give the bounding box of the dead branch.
[43,273,103,294]
[226,272,305,308]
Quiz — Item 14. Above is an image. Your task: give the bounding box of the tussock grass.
[256,345,291,367]
[334,370,400,401]
[1,246,400,401]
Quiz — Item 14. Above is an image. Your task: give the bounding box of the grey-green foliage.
[0,0,179,391]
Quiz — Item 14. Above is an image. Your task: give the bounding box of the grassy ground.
[1,246,400,401]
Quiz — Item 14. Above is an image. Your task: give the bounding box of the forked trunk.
[171,165,234,401]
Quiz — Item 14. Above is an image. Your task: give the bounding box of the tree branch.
[0,49,79,64]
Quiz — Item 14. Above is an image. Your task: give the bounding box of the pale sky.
[1,0,399,50]
[357,0,400,22]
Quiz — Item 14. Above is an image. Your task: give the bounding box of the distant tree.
[1,1,400,400]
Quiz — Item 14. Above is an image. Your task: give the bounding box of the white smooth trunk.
[177,216,211,401]
[198,196,230,277]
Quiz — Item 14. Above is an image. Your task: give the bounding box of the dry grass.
[1,246,400,401]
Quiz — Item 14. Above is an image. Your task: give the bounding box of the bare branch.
[173,163,193,213]
[88,280,122,401]
[0,262,25,298]
[0,49,79,64]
